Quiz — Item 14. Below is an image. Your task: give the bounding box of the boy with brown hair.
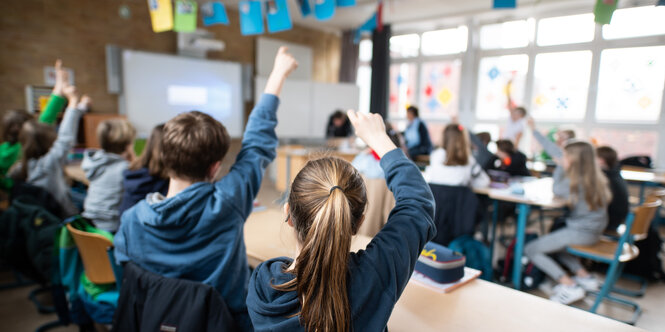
[114,47,298,331]
[81,118,136,232]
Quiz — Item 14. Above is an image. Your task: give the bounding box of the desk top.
[621,168,665,185]
[64,163,89,185]
[243,209,643,332]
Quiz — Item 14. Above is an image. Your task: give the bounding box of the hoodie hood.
[247,257,302,329]
[82,149,127,180]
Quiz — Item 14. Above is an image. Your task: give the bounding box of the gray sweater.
[552,166,608,234]
[533,129,563,160]
[81,149,129,232]
[26,107,84,217]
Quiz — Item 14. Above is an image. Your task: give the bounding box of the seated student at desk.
[491,139,531,177]
[325,110,353,138]
[403,106,432,160]
[596,146,629,232]
[247,111,435,331]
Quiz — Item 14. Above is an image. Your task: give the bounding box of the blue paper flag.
[659,0,665,6]
[239,1,264,35]
[297,0,312,16]
[266,0,292,33]
[354,12,377,43]
[336,0,356,7]
[202,1,229,26]
[315,0,335,20]
[493,0,516,9]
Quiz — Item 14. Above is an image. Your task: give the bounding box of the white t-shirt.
[503,118,526,141]
[423,148,490,189]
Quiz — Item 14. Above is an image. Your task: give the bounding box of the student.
[351,124,401,179]
[596,146,629,232]
[492,139,531,177]
[525,140,611,304]
[118,124,169,214]
[81,118,136,233]
[423,124,490,189]
[504,82,528,148]
[403,106,432,160]
[114,47,298,331]
[16,85,88,217]
[246,111,435,332]
[325,110,352,138]
[1,60,69,178]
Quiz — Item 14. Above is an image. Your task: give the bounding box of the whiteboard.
[256,37,312,80]
[255,77,359,139]
[122,50,244,137]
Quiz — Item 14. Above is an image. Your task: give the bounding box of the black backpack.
[0,195,61,284]
[624,226,665,281]
[496,233,545,290]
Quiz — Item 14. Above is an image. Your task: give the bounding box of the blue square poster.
[315,0,335,21]
[202,1,229,26]
[239,0,264,35]
[267,0,292,33]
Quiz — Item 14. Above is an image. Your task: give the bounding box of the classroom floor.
[2,179,664,331]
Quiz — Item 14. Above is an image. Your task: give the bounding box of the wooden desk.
[64,163,89,185]
[243,209,643,332]
[620,168,665,204]
[275,145,360,192]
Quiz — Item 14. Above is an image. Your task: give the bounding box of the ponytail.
[274,157,366,332]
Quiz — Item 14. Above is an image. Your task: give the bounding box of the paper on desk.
[411,267,481,293]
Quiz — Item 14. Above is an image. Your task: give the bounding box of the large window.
[536,14,595,46]
[480,20,532,50]
[419,60,462,119]
[602,6,665,40]
[389,63,417,118]
[421,27,468,55]
[476,55,529,120]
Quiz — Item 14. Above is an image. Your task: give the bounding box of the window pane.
[591,129,658,160]
[480,20,531,49]
[596,46,665,123]
[476,55,529,120]
[531,51,592,121]
[537,14,594,46]
[603,6,665,40]
[359,39,373,62]
[421,26,468,55]
[356,65,371,113]
[390,34,420,58]
[389,63,417,118]
[419,60,462,119]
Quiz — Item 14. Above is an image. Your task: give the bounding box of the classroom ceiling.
[216,0,596,32]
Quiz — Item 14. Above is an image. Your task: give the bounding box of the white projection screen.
[122,50,244,137]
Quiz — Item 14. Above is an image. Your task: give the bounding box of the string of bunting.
[146,0,359,35]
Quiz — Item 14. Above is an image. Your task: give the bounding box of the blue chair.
[566,198,661,325]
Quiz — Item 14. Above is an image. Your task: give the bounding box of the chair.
[566,198,662,325]
[66,223,116,284]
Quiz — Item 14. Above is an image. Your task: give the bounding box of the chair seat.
[568,239,640,263]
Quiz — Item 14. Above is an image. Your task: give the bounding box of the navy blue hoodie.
[114,94,280,331]
[118,167,169,214]
[246,149,436,331]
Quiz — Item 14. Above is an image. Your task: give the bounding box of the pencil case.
[415,242,465,284]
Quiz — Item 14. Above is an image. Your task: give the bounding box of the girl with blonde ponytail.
[247,111,436,332]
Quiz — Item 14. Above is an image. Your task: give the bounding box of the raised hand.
[63,83,79,107]
[78,95,92,111]
[526,116,535,130]
[264,46,298,96]
[52,59,65,96]
[346,110,396,158]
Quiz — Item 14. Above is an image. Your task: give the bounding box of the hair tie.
[329,186,343,195]
[458,124,464,131]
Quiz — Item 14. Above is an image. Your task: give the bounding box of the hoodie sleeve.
[533,129,563,160]
[216,94,279,220]
[357,148,435,301]
[40,106,84,169]
[39,94,66,124]
[552,165,570,199]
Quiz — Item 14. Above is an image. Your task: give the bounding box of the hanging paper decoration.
[534,95,548,107]
[555,97,569,110]
[147,0,173,32]
[424,85,433,97]
[437,88,452,106]
[174,0,197,32]
[296,0,312,16]
[336,0,356,7]
[593,0,617,25]
[266,0,293,33]
[315,0,335,20]
[493,0,516,9]
[488,67,500,80]
[443,66,452,77]
[638,96,652,109]
[202,1,229,26]
[427,98,438,111]
[239,1,264,35]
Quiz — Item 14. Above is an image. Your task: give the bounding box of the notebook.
[411,267,481,293]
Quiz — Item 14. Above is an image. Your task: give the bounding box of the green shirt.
[0,94,66,188]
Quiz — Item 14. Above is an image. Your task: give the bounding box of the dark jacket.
[246,149,435,331]
[489,151,531,177]
[118,168,169,214]
[429,184,479,246]
[112,262,237,332]
[325,116,353,138]
[604,167,629,232]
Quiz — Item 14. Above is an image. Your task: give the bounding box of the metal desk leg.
[513,203,531,290]
[489,200,499,270]
[639,183,646,205]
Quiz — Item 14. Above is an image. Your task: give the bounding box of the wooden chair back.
[630,198,661,239]
[66,223,116,284]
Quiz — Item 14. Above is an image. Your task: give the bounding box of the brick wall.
[0,0,341,115]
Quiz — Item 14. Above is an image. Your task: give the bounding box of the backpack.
[0,195,61,284]
[624,226,665,282]
[497,233,545,290]
[448,235,492,281]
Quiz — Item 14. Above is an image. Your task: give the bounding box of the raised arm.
[39,60,68,124]
[217,47,298,219]
[347,111,436,301]
[41,86,87,167]
[528,117,563,161]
